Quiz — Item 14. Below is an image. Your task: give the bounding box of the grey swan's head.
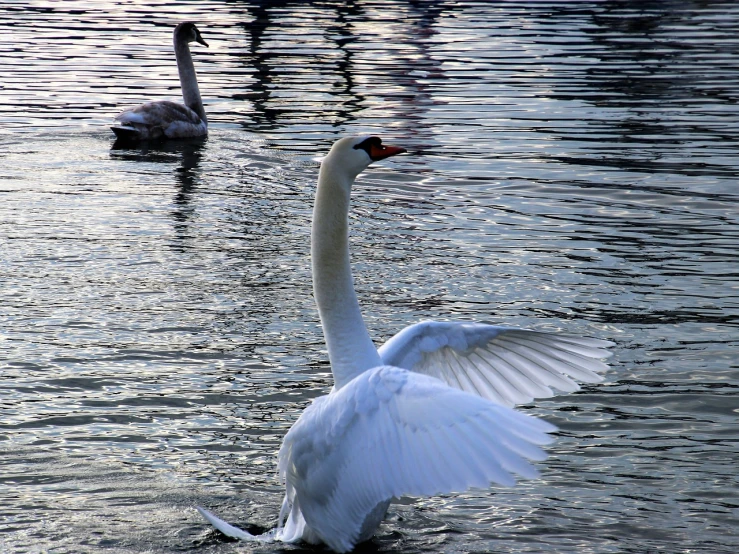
[174,21,208,48]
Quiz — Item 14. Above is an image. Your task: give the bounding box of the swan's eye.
[353,137,406,162]
[353,137,382,156]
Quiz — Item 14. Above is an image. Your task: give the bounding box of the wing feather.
[113,100,206,139]
[489,344,581,392]
[379,321,613,407]
[437,348,469,393]
[503,334,610,377]
[468,350,530,404]
[447,349,485,396]
[503,338,606,384]
[278,365,556,552]
[477,349,555,399]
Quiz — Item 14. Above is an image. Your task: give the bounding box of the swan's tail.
[110,125,141,141]
[196,506,263,541]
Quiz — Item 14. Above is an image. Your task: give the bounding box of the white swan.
[111,22,208,141]
[198,136,614,552]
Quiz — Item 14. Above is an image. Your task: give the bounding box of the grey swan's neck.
[175,35,206,124]
[312,161,382,389]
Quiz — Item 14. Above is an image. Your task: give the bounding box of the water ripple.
[1,1,738,553]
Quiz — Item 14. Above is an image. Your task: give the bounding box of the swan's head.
[323,136,406,180]
[174,22,209,48]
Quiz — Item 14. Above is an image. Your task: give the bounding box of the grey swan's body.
[111,22,208,141]
[197,136,614,552]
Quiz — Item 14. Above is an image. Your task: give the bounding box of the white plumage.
[379,321,612,407]
[198,136,614,552]
[278,365,556,553]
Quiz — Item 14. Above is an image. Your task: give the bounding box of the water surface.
[1,1,738,553]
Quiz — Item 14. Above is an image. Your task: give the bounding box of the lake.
[1,1,737,553]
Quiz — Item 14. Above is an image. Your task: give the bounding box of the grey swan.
[111,22,208,141]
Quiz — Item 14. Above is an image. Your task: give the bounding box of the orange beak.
[369,143,407,161]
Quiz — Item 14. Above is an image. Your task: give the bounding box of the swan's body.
[111,22,208,141]
[198,136,614,552]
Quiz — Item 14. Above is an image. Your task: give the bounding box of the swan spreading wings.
[198,136,614,552]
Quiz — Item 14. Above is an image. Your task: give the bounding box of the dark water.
[1,1,738,553]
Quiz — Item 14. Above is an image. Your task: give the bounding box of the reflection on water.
[1,1,738,553]
[111,137,209,239]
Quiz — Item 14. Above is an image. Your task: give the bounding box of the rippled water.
[1,1,738,553]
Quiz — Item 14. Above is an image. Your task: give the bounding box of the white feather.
[379,321,613,407]
[277,365,557,552]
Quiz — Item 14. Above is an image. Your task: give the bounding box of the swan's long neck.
[174,37,206,124]
[312,161,382,389]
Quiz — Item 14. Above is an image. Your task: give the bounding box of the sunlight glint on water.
[1,2,737,553]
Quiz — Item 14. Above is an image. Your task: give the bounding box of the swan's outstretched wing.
[378,321,614,407]
[277,365,556,553]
